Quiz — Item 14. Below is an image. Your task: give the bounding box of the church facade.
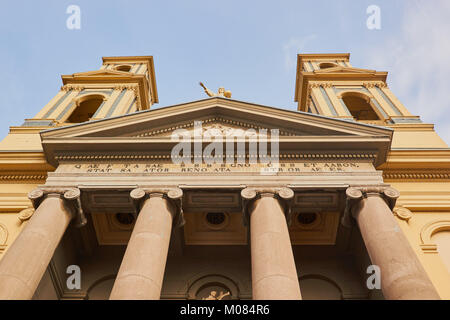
[0,54,448,300]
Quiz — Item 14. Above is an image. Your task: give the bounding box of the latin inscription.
[59,162,374,175]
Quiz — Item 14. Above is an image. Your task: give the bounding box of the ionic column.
[109,188,183,300]
[346,187,440,300]
[0,188,81,300]
[242,188,302,300]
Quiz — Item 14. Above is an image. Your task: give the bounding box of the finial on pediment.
[199,82,232,98]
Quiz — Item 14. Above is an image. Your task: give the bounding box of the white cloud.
[283,35,317,71]
[367,0,450,144]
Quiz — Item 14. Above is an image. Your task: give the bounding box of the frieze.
[57,161,375,175]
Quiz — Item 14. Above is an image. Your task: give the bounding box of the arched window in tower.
[67,94,105,123]
[341,93,380,121]
[114,65,132,72]
[319,62,337,69]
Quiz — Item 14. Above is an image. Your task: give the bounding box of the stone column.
[109,188,183,300]
[242,188,302,300]
[347,187,440,300]
[0,188,79,300]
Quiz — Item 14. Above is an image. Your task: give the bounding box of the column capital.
[241,187,294,226]
[341,186,400,227]
[27,187,86,228]
[130,187,184,228]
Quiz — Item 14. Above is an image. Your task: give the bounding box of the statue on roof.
[199,82,232,98]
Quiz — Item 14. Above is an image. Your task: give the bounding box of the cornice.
[8,126,55,134]
[61,74,150,110]
[381,149,450,170]
[387,149,450,157]
[54,152,378,162]
[382,170,450,180]
[0,173,47,181]
[0,152,53,172]
[387,124,437,131]
[295,69,388,106]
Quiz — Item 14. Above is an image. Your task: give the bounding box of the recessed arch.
[85,274,116,300]
[420,219,450,252]
[186,274,240,300]
[338,91,381,120]
[67,94,106,123]
[420,219,450,275]
[298,274,343,300]
[319,62,338,69]
[114,64,132,72]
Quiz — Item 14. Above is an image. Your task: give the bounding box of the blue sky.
[1,0,449,143]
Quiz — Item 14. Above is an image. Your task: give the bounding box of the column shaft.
[250,195,301,300]
[0,195,73,299]
[353,195,440,300]
[109,195,174,300]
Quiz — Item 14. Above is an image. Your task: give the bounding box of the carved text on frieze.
[58,162,375,175]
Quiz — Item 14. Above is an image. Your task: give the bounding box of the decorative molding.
[362,81,388,89]
[0,174,47,181]
[111,84,142,110]
[61,84,84,92]
[0,223,8,253]
[383,171,450,180]
[133,117,297,138]
[241,187,294,226]
[18,208,35,222]
[27,187,86,228]
[420,219,450,253]
[54,152,377,162]
[130,187,184,228]
[64,188,87,228]
[114,84,138,91]
[393,207,413,222]
[342,186,399,227]
[322,82,334,88]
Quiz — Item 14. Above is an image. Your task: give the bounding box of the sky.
[0,0,449,144]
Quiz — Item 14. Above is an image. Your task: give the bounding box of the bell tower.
[294,53,448,149]
[25,56,158,127]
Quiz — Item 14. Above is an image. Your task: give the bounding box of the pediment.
[42,97,391,138]
[313,66,377,74]
[40,97,393,166]
[71,70,134,77]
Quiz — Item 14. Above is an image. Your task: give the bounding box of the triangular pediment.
[313,66,377,75]
[42,97,391,138]
[71,70,134,77]
[40,97,393,166]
